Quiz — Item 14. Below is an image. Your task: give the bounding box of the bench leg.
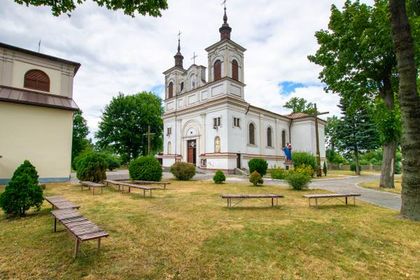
[354,196,356,206]
[271,197,274,207]
[345,197,348,205]
[92,187,95,195]
[97,238,101,251]
[315,198,318,207]
[143,190,146,197]
[74,238,80,258]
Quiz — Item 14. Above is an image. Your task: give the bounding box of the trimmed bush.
[248,158,268,176]
[292,152,317,170]
[249,171,264,186]
[286,172,311,190]
[213,170,226,184]
[0,160,43,216]
[271,168,288,179]
[76,152,108,182]
[129,156,162,181]
[170,162,196,180]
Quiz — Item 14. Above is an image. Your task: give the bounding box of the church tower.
[163,36,186,100]
[205,6,246,87]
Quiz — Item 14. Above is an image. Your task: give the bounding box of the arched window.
[24,69,50,92]
[267,127,272,147]
[167,141,172,154]
[282,130,286,148]
[214,60,222,81]
[232,60,239,81]
[168,82,174,98]
[191,75,196,89]
[214,136,221,153]
[249,123,255,145]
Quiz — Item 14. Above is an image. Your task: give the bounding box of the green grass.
[360,176,402,194]
[0,180,418,279]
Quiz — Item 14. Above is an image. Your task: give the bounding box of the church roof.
[205,39,246,52]
[287,112,310,119]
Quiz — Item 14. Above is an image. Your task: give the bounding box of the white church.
[161,8,326,173]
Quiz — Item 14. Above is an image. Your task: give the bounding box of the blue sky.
[0,0,349,135]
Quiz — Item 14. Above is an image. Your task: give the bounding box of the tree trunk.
[380,75,396,188]
[389,0,420,220]
[380,140,396,188]
[354,147,361,176]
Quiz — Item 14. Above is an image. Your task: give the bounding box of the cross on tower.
[221,0,227,8]
[143,125,156,155]
[191,52,198,64]
[177,30,181,41]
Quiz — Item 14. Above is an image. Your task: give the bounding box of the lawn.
[360,176,402,194]
[0,180,419,279]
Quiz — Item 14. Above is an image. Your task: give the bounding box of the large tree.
[388,0,420,220]
[72,110,91,164]
[309,0,402,188]
[96,92,163,163]
[12,0,168,16]
[283,97,317,114]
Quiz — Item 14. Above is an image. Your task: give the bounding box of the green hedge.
[170,162,196,180]
[129,156,162,181]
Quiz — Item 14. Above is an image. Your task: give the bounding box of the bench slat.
[304,193,361,198]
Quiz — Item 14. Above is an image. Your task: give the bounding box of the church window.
[267,127,273,147]
[214,60,222,81]
[167,141,172,154]
[167,127,172,136]
[233,117,240,127]
[24,69,50,92]
[180,82,184,91]
[249,123,255,145]
[213,117,221,128]
[232,59,239,81]
[282,130,286,148]
[168,82,174,98]
[214,136,221,153]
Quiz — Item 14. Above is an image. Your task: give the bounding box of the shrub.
[248,158,268,176]
[213,170,226,184]
[395,161,402,174]
[294,164,314,177]
[292,152,317,170]
[104,153,121,171]
[129,156,162,181]
[76,152,108,182]
[249,171,264,186]
[170,162,196,180]
[323,161,328,176]
[271,168,288,179]
[286,172,311,190]
[350,162,362,173]
[0,160,43,216]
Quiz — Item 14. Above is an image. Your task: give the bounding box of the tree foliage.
[72,110,91,165]
[283,97,316,114]
[13,0,168,17]
[96,92,163,163]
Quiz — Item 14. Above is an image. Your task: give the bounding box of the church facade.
[161,9,326,173]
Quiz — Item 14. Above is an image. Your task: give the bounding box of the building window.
[233,117,240,127]
[167,141,172,154]
[214,136,221,153]
[180,82,184,91]
[214,60,222,81]
[282,130,286,148]
[267,127,273,147]
[168,82,174,98]
[232,59,239,81]
[24,69,50,92]
[213,117,221,128]
[249,123,255,145]
[167,127,172,136]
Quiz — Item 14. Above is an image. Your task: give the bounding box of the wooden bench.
[221,194,284,208]
[104,180,160,197]
[131,180,170,190]
[303,193,361,207]
[45,196,80,210]
[79,181,105,195]
[51,209,109,258]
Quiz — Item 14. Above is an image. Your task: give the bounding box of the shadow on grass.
[223,206,285,211]
[308,204,360,210]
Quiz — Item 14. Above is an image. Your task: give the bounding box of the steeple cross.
[221,0,227,8]
[143,125,156,155]
[177,31,182,41]
[191,52,198,64]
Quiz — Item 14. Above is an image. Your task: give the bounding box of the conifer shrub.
[0,160,43,216]
[129,156,162,181]
[76,152,108,182]
[271,168,288,179]
[213,170,226,184]
[248,158,268,176]
[292,152,317,171]
[249,171,264,186]
[170,162,196,180]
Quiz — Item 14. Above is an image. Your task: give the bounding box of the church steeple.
[174,32,184,68]
[219,5,232,40]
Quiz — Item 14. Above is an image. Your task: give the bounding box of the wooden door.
[187,140,196,165]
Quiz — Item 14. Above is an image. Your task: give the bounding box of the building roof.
[287,112,310,119]
[0,86,79,111]
[0,42,81,75]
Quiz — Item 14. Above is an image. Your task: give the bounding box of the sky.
[0,0,372,138]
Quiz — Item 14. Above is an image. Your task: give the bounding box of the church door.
[187,140,197,165]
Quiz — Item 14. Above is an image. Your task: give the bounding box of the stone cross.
[143,125,155,155]
[191,52,198,64]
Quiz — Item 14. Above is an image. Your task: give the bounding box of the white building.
[161,8,326,173]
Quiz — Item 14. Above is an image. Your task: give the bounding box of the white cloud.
[0,0,368,136]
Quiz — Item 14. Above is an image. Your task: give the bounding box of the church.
[161,8,326,173]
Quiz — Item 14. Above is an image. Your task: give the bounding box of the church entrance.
[236,153,241,168]
[187,140,197,165]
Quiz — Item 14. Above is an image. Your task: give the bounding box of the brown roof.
[287,112,310,119]
[0,86,79,111]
